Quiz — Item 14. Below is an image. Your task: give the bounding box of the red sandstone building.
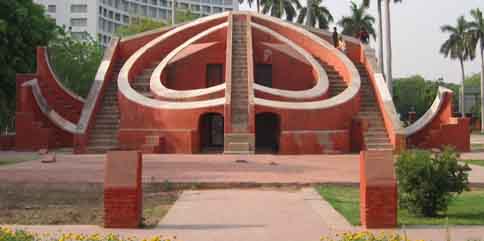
[14,12,470,154]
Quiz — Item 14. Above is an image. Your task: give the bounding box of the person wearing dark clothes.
[359,27,370,44]
[332,27,338,48]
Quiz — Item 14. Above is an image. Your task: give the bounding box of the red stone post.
[360,150,397,228]
[104,151,142,228]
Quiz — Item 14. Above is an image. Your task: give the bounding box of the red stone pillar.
[104,151,142,228]
[360,150,397,228]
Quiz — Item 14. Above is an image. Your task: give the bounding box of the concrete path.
[157,189,348,241]
[0,153,360,184]
[1,152,484,185]
[6,188,484,241]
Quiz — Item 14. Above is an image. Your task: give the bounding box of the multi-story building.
[34,0,238,46]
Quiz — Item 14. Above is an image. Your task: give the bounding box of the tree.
[48,29,103,98]
[440,16,475,117]
[115,17,167,37]
[260,0,301,21]
[362,0,383,75]
[296,0,333,29]
[396,148,470,217]
[116,10,197,37]
[338,2,376,39]
[393,75,460,122]
[0,0,57,132]
[468,8,484,132]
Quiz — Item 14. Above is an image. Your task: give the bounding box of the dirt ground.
[0,183,178,228]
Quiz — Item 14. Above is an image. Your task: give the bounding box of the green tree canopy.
[48,29,104,98]
[115,10,198,37]
[393,75,460,123]
[296,0,333,29]
[261,0,302,22]
[338,2,376,40]
[0,0,57,131]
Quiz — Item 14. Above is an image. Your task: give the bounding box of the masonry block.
[360,150,397,229]
[104,151,142,228]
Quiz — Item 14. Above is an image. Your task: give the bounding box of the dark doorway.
[255,64,272,87]
[199,113,224,153]
[255,112,279,153]
[206,64,223,87]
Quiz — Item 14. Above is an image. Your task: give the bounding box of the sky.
[239,0,483,84]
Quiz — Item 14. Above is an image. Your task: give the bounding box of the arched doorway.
[199,113,224,153]
[255,112,280,153]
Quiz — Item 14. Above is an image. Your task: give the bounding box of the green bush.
[396,148,471,217]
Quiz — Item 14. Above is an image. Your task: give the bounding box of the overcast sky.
[240,0,483,84]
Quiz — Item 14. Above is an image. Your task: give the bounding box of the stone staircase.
[86,61,123,153]
[315,58,347,97]
[356,63,392,150]
[224,17,254,154]
[131,63,158,98]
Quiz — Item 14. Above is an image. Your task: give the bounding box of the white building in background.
[34,0,238,46]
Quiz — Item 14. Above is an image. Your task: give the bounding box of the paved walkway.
[1,151,484,185]
[0,153,360,184]
[7,189,484,241]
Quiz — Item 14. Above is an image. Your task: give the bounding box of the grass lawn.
[0,184,178,228]
[463,160,484,167]
[316,185,484,226]
[0,153,39,166]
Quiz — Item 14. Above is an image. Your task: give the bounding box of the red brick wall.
[407,91,470,152]
[167,43,226,90]
[104,151,142,228]
[252,29,316,91]
[279,130,350,154]
[0,135,15,150]
[359,150,397,229]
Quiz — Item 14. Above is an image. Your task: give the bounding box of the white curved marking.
[118,13,229,109]
[403,86,453,136]
[251,23,328,100]
[23,79,78,134]
[150,23,228,100]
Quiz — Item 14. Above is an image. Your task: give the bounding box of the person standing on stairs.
[332,27,339,48]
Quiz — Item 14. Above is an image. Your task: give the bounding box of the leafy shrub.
[321,231,415,241]
[396,148,471,217]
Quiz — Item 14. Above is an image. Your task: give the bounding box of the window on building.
[202,6,210,13]
[123,15,129,23]
[150,7,157,17]
[223,0,232,5]
[71,4,88,13]
[191,5,200,11]
[71,32,88,40]
[70,18,87,27]
[179,3,188,9]
[213,7,222,13]
[47,5,56,13]
[151,0,157,5]
[115,13,121,21]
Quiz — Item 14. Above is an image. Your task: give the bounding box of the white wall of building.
[34,0,238,46]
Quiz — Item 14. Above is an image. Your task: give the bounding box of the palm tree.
[440,16,475,117]
[363,0,402,95]
[239,0,260,13]
[260,0,301,21]
[296,0,332,29]
[469,8,484,132]
[338,2,376,39]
